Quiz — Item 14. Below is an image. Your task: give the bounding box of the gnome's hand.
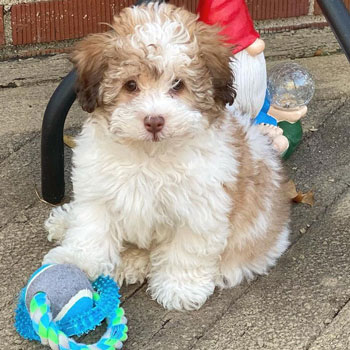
[258,123,289,154]
[245,38,265,57]
[268,105,308,123]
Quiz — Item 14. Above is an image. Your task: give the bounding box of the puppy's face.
[72,4,235,143]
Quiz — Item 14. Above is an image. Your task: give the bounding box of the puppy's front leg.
[43,202,121,280]
[148,225,227,311]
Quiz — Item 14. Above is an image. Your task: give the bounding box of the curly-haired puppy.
[44,3,290,310]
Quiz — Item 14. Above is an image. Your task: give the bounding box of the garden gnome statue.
[197,0,309,155]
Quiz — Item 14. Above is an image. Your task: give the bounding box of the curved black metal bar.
[41,69,77,204]
[316,0,350,62]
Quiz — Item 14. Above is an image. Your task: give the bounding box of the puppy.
[43,3,290,311]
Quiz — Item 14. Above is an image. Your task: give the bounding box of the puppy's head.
[72,3,235,143]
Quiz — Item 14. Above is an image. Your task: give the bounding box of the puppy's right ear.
[71,33,111,113]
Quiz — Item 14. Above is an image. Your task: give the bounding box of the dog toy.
[15,264,128,349]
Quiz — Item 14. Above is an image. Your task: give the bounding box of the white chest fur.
[71,119,236,249]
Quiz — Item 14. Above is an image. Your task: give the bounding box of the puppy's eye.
[171,79,184,92]
[124,80,138,92]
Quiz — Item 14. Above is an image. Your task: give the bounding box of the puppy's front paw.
[43,246,115,280]
[148,272,215,310]
[114,247,150,286]
[45,204,71,243]
[215,265,246,289]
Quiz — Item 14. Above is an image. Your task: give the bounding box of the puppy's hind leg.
[216,225,290,288]
[45,203,73,243]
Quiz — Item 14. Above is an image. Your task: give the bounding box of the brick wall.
[246,0,309,20]
[0,0,347,59]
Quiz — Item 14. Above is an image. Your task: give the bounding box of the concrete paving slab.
[121,283,249,350]
[0,54,71,88]
[0,137,42,228]
[282,98,350,247]
[263,27,341,60]
[301,98,345,138]
[0,132,78,229]
[0,54,87,163]
[0,84,87,163]
[0,83,85,135]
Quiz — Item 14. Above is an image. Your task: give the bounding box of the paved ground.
[1,50,350,350]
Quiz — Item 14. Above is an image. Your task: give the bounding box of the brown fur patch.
[222,120,290,267]
[71,32,116,112]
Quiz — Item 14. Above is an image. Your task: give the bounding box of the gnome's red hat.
[197,0,260,54]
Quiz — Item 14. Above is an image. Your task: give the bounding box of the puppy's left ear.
[196,23,236,106]
[71,32,113,113]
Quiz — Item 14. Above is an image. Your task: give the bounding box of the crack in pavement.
[305,296,350,350]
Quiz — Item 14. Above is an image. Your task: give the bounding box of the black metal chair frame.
[41,0,350,204]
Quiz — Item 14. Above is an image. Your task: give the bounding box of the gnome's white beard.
[227,50,267,118]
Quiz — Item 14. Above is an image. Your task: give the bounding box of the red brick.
[247,0,309,20]
[21,46,70,57]
[105,0,111,25]
[0,6,4,45]
[76,0,83,37]
[41,1,48,43]
[314,0,350,15]
[10,0,311,46]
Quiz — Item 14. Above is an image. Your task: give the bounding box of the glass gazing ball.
[267,62,315,109]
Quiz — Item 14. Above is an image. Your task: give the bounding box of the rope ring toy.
[29,291,127,350]
[15,266,128,350]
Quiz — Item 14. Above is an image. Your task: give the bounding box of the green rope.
[29,292,128,350]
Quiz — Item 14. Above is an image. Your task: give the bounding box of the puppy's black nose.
[144,116,165,134]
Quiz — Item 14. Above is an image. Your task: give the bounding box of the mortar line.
[120,282,147,306]
[308,0,315,16]
[0,76,68,89]
[3,5,13,47]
